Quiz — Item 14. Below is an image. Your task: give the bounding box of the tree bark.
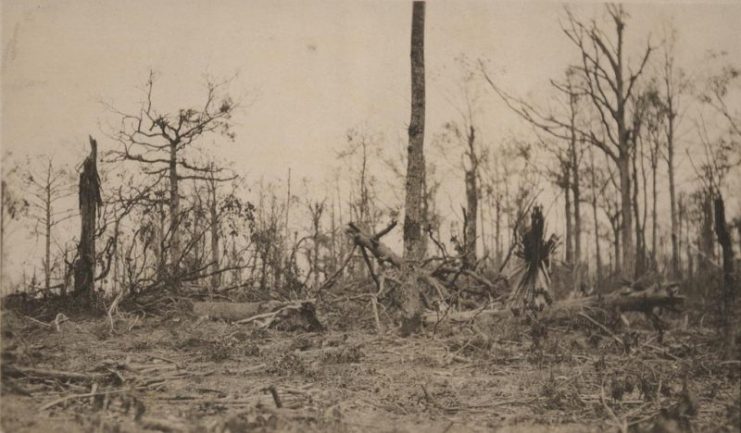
[569,97,582,265]
[667,103,680,278]
[495,192,502,268]
[463,126,478,268]
[74,136,102,302]
[614,13,636,279]
[564,180,574,264]
[632,138,645,275]
[209,174,220,292]
[700,191,715,269]
[714,196,736,359]
[651,153,658,269]
[619,152,634,277]
[403,0,427,262]
[168,142,180,284]
[590,151,602,283]
[572,161,581,266]
[44,161,52,292]
[610,213,621,275]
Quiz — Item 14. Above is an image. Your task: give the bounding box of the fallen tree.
[423,286,685,326]
[192,300,324,332]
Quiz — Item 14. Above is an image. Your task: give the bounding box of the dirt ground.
[1,307,739,433]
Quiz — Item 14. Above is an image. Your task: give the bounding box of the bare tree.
[306,199,327,291]
[403,0,427,262]
[587,148,607,282]
[435,56,489,269]
[108,72,236,286]
[23,157,76,293]
[562,5,653,277]
[659,33,689,278]
[438,119,483,269]
[338,129,384,232]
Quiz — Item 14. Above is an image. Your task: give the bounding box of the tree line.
[1,4,737,324]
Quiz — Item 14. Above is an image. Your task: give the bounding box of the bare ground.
[1,307,739,433]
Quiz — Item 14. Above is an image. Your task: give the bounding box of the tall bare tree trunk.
[285,167,292,238]
[632,147,645,276]
[619,152,634,277]
[590,151,602,282]
[463,126,478,268]
[569,99,581,265]
[667,120,680,278]
[156,199,167,280]
[74,137,101,303]
[564,182,574,264]
[0,180,5,281]
[572,165,581,266]
[329,199,338,275]
[403,0,427,263]
[44,162,52,292]
[495,192,502,267]
[662,41,682,279]
[699,191,716,269]
[615,21,636,279]
[209,174,220,292]
[714,196,736,359]
[168,142,180,284]
[681,196,693,278]
[610,213,621,275]
[651,155,658,269]
[397,0,428,336]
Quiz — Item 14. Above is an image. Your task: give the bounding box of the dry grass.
[1,306,738,433]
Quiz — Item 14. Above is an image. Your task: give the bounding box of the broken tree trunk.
[192,300,324,332]
[423,288,685,326]
[74,136,102,303]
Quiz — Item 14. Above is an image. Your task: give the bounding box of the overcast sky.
[3,0,739,179]
[2,0,740,289]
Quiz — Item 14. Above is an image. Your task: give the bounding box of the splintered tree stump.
[74,136,102,302]
[192,300,324,332]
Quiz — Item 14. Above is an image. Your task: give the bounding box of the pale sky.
[1,0,740,289]
[3,0,739,179]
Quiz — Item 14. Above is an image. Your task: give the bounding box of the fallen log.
[192,300,284,321]
[192,300,323,332]
[424,290,685,325]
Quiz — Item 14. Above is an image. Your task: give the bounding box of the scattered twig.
[601,380,628,433]
[578,312,624,346]
[3,365,110,383]
[149,355,181,369]
[264,385,283,408]
[40,389,127,411]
